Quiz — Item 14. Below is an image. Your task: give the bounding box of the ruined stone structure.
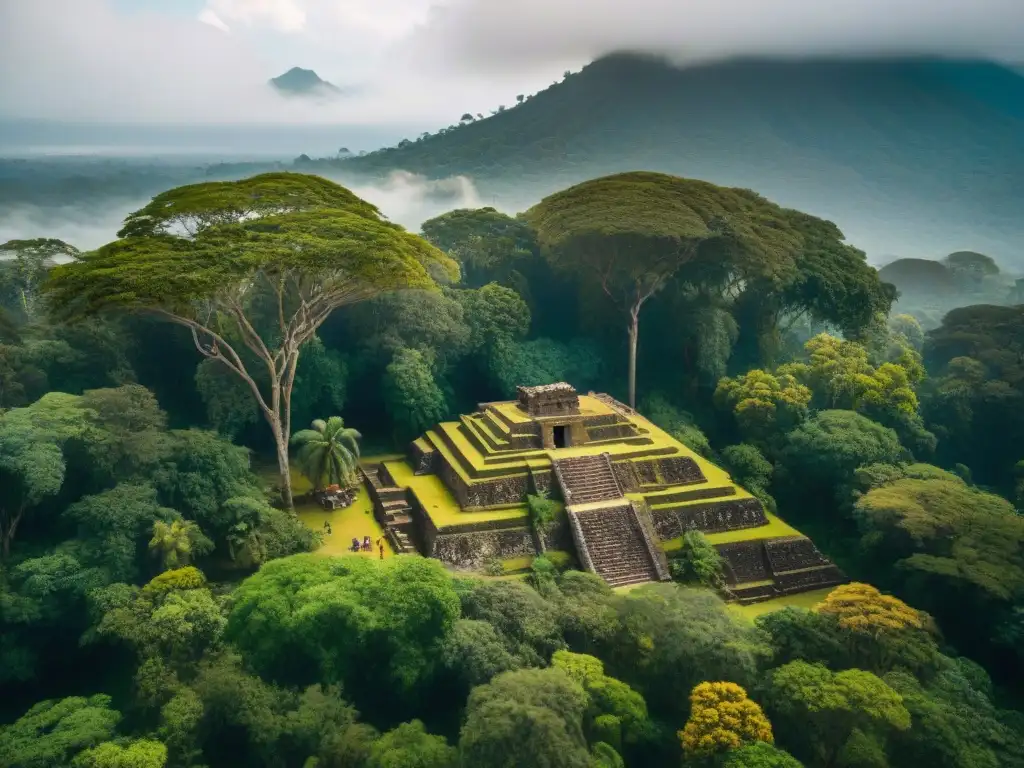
[362,383,844,600]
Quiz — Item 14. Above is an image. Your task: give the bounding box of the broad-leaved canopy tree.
[523,172,803,407]
[0,238,80,322]
[44,173,457,507]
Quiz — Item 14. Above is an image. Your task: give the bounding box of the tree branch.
[154,309,274,420]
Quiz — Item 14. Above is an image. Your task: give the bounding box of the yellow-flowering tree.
[679,681,774,758]
[780,333,922,416]
[813,583,941,674]
[814,583,926,636]
[713,369,811,443]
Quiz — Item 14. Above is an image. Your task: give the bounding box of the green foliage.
[780,410,904,497]
[64,483,179,583]
[853,475,1024,604]
[383,347,448,439]
[72,739,168,768]
[590,741,625,768]
[290,416,361,491]
[669,531,724,587]
[489,337,604,399]
[224,496,320,567]
[420,207,538,288]
[44,173,456,508]
[721,741,804,767]
[888,314,924,352]
[923,304,1024,490]
[0,695,120,768]
[639,393,713,457]
[756,608,851,670]
[780,333,933,455]
[94,567,225,667]
[768,661,910,767]
[599,585,769,722]
[458,667,591,768]
[0,391,92,557]
[367,720,456,768]
[149,428,262,535]
[78,385,169,485]
[457,578,566,666]
[524,172,807,406]
[715,369,811,444]
[441,619,521,688]
[722,443,776,511]
[195,359,260,439]
[0,238,79,322]
[526,491,558,533]
[226,554,460,697]
[552,651,649,748]
[148,518,211,572]
[455,283,531,352]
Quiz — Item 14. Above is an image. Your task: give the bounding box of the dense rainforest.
[1,171,1023,768]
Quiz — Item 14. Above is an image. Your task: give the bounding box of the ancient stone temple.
[362,383,844,601]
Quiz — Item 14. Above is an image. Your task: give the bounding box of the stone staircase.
[362,466,414,553]
[571,505,660,587]
[555,454,669,588]
[554,454,623,505]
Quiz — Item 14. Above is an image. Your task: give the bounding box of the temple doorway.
[553,425,569,449]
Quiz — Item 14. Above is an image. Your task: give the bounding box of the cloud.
[0,0,540,126]
[202,0,307,33]
[2,0,1023,128]
[347,170,483,228]
[0,171,483,249]
[197,9,231,34]
[407,0,1024,73]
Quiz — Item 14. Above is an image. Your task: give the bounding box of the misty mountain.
[269,67,342,98]
[339,53,1024,266]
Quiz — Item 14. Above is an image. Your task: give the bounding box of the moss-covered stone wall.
[431,527,537,568]
[650,497,766,540]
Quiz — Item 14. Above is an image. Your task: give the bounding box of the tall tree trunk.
[1,505,24,560]
[274,424,294,510]
[265,405,293,510]
[628,305,640,409]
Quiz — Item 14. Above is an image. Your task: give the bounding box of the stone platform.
[364,383,845,596]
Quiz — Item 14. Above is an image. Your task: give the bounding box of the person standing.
[377,537,385,559]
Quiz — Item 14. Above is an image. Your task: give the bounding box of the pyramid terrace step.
[461,415,508,452]
[570,503,659,587]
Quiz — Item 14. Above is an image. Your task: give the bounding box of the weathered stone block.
[650,497,767,540]
[431,527,536,568]
[716,540,771,585]
[765,537,832,574]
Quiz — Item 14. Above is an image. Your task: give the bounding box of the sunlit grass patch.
[728,587,834,621]
[383,460,529,528]
[661,512,804,553]
[296,486,393,558]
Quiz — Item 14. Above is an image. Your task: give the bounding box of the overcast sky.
[1,0,1023,126]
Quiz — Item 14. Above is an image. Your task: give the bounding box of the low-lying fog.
[0,131,1019,272]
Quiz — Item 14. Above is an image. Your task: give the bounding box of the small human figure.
[362,535,372,552]
[323,520,329,530]
[326,522,332,535]
[377,537,385,560]
[350,537,360,552]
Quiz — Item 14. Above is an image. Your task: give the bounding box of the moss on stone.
[383,460,528,528]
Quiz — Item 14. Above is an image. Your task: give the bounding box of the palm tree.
[290,417,362,491]
[149,519,195,571]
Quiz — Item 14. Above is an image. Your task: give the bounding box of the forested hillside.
[1,172,1023,768]
[337,54,1024,262]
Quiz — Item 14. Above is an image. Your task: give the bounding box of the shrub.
[527,492,558,533]
[669,531,723,588]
